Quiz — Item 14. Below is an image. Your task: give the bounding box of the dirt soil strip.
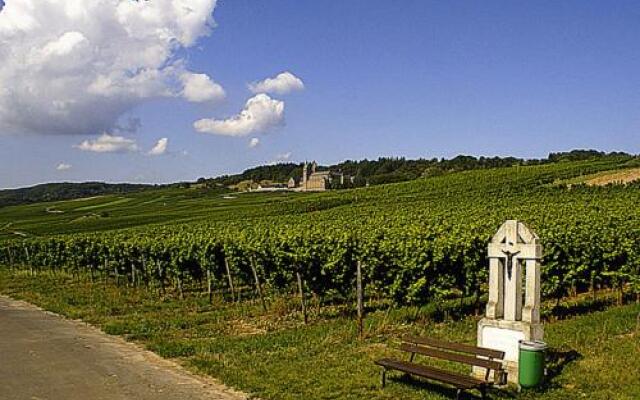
[0,296,249,400]
[586,167,640,186]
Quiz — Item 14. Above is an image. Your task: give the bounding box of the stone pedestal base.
[473,318,543,384]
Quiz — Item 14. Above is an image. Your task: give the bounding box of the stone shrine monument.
[476,220,543,383]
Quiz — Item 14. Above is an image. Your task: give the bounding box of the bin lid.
[519,340,547,351]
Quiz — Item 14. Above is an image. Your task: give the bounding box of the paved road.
[0,296,247,400]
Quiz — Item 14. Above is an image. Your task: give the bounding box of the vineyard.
[2,156,640,309]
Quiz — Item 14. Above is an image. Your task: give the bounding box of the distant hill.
[0,182,158,207]
[2,150,634,207]
[206,149,634,188]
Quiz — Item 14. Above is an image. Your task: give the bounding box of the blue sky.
[1,0,639,188]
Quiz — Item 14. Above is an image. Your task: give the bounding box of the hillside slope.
[0,182,159,208]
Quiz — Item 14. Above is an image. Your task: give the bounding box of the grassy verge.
[1,269,638,400]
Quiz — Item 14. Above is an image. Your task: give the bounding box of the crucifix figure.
[501,249,520,281]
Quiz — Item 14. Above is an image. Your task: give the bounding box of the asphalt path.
[0,296,246,400]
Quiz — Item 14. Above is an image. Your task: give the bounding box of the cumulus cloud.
[248,71,304,95]
[74,133,138,153]
[56,162,72,171]
[181,73,225,102]
[0,0,219,135]
[194,94,285,137]
[249,137,260,148]
[148,137,168,155]
[276,151,292,161]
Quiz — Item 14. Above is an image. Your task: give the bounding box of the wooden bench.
[375,336,506,399]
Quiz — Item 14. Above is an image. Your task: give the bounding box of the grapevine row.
[2,159,640,306]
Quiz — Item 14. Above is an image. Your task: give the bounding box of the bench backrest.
[399,343,503,371]
[403,336,505,360]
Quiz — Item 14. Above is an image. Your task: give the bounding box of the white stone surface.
[481,326,524,362]
[486,257,504,319]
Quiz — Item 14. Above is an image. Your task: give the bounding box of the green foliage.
[1,157,639,306]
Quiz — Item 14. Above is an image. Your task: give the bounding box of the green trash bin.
[518,340,547,388]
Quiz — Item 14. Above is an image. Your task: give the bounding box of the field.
[1,270,638,400]
[1,156,640,399]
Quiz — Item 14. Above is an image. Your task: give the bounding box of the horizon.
[1,148,633,191]
[1,1,639,188]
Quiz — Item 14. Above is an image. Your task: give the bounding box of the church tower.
[302,161,308,189]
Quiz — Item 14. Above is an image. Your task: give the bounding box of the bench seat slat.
[403,335,505,360]
[375,358,486,389]
[399,343,503,371]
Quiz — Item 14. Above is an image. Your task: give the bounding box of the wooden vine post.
[114,261,120,286]
[24,245,32,276]
[206,266,214,304]
[8,248,14,270]
[103,259,109,288]
[131,262,136,288]
[176,269,185,300]
[356,260,364,339]
[156,260,166,297]
[141,255,147,288]
[250,256,268,312]
[224,256,236,302]
[296,268,308,324]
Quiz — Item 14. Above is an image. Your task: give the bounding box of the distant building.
[253,182,288,192]
[295,161,349,191]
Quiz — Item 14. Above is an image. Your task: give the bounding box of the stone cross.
[476,220,544,383]
[485,220,542,323]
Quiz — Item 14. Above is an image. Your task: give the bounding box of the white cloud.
[249,137,260,148]
[74,133,138,153]
[56,162,72,171]
[181,73,225,102]
[276,152,292,161]
[0,0,218,135]
[148,137,168,155]
[40,31,87,59]
[248,71,304,95]
[194,94,285,137]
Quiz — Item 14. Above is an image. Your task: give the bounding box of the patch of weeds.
[148,339,197,358]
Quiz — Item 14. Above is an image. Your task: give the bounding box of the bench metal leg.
[456,388,463,400]
[380,368,387,388]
